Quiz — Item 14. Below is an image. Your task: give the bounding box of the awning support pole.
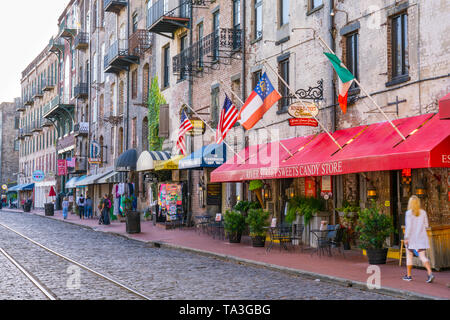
[182,103,245,163]
[218,79,294,157]
[262,59,343,150]
[315,34,406,141]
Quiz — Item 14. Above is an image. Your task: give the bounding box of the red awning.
[211,113,450,182]
[439,93,450,120]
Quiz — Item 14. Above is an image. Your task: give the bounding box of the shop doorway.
[390,171,401,246]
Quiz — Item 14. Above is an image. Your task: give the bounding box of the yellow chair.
[398,240,407,266]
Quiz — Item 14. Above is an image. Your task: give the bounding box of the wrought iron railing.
[129,30,152,56]
[104,40,130,67]
[75,32,89,49]
[147,0,190,29]
[172,28,242,75]
[104,0,128,10]
[74,83,89,98]
[74,122,89,135]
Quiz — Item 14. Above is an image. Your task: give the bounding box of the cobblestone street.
[0,210,401,300]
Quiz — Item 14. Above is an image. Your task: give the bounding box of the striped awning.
[154,155,184,171]
[96,171,124,184]
[137,151,171,172]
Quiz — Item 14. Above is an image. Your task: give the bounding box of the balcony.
[49,37,64,54]
[75,32,89,50]
[104,0,127,14]
[15,98,25,112]
[41,119,54,128]
[172,28,242,76]
[74,122,89,136]
[23,94,34,106]
[32,88,44,100]
[58,20,77,39]
[104,40,139,74]
[42,78,55,92]
[129,30,152,56]
[21,127,32,137]
[147,0,191,39]
[31,120,43,133]
[74,83,89,99]
[43,95,75,120]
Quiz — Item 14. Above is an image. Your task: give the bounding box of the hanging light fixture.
[415,179,426,198]
[263,183,272,201]
[367,182,377,200]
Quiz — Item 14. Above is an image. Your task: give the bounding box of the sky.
[0,0,70,102]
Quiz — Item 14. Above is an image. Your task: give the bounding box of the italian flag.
[324,52,355,114]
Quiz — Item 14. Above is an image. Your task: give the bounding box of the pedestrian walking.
[85,196,93,219]
[403,195,435,283]
[77,194,85,219]
[101,194,111,226]
[62,197,69,220]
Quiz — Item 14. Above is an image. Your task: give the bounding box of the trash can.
[23,202,32,212]
[44,203,54,216]
[126,211,141,234]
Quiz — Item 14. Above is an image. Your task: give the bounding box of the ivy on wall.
[147,76,166,151]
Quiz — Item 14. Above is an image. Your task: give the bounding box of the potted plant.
[223,210,246,243]
[337,201,360,218]
[233,200,261,216]
[144,210,152,221]
[286,196,325,226]
[337,201,361,250]
[355,203,395,264]
[245,208,270,247]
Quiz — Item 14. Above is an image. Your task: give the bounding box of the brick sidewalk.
[3,207,449,299]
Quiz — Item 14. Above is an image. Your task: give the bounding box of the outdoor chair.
[330,224,345,258]
[291,224,305,252]
[266,223,292,253]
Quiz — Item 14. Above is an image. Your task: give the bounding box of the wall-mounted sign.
[32,170,45,182]
[1,184,7,191]
[288,101,319,119]
[89,141,101,164]
[321,176,332,193]
[305,177,316,198]
[207,183,221,206]
[186,120,206,136]
[289,118,319,127]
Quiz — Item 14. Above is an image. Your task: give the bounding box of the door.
[390,171,401,246]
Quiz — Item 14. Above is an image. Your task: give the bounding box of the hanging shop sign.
[207,183,221,206]
[89,141,101,164]
[32,170,45,182]
[320,175,332,200]
[289,118,319,127]
[57,160,67,176]
[186,120,206,136]
[288,101,319,119]
[1,184,8,191]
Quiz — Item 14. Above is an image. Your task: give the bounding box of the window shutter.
[159,104,169,138]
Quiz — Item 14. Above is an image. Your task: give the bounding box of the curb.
[2,209,444,300]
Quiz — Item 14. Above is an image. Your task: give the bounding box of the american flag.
[216,95,238,144]
[177,110,193,155]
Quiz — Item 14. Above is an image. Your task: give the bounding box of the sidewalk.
[3,207,449,300]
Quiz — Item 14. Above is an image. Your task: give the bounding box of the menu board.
[207,183,221,206]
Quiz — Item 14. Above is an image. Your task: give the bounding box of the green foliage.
[122,196,135,211]
[249,180,263,191]
[245,208,270,237]
[355,202,395,250]
[223,210,247,235]
[337,200,361,215]
[233,201,261,214]
[286,196,325,225]
[148,76,166,151]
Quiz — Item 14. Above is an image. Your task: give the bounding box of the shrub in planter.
[233,201,261,216]
[223,210,246,243]
[355,203,395,264]
[337,201,361,249]
[286,196,325,225]
[245,208,270,247]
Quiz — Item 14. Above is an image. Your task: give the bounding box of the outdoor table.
[194,215,212,234]
[265,225,293,253]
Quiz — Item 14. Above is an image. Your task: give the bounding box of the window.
[254,0,262,39]
[143,64,150,104]
[131,117,137,149]
[132,69,138,99]
[180,35,188,80]
[142,117,149,151]
[392,13,408,78]
[345,32,358,91]
[213,11,220,61]
[233,0,241,49]
[278,57,290,111]
[280,0,289,26]
[132,13,138,34]
[252,70,262,89]
[163,46,170,88]
[310,0,323,10]
[118,81,124,115]
[211,86,220,126]
[197,23,204,67]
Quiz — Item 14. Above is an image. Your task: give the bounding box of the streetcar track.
[0,221,151,300]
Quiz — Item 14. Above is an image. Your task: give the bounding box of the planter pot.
[366,248,389,265]
[126,211,141,234]
[228,232,242,244]
[343,242,351,250]
[44,203,54,216]
[251,235,266,247]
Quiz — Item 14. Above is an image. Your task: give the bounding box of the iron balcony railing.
[74,122,89,136]
[147,0,190,29]
[23,94,33,106]
[42,78,56,91]
[15,98,25,112]
[104,0,128,13]
[31,119,43,132]
[74,83,89,99]
[104,40,132,66]
[129,30,152,56]
[49,36,65,53]
[173,28,242,75]
[75,32,89,50]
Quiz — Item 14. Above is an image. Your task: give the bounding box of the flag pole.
[182,103,245,163]
[261,59,343,150]
[218,79,295,157]
[314,35,406,141]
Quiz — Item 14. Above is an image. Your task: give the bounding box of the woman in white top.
[403,195,434,283]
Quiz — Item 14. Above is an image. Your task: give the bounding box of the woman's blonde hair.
[408,195,421,217]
